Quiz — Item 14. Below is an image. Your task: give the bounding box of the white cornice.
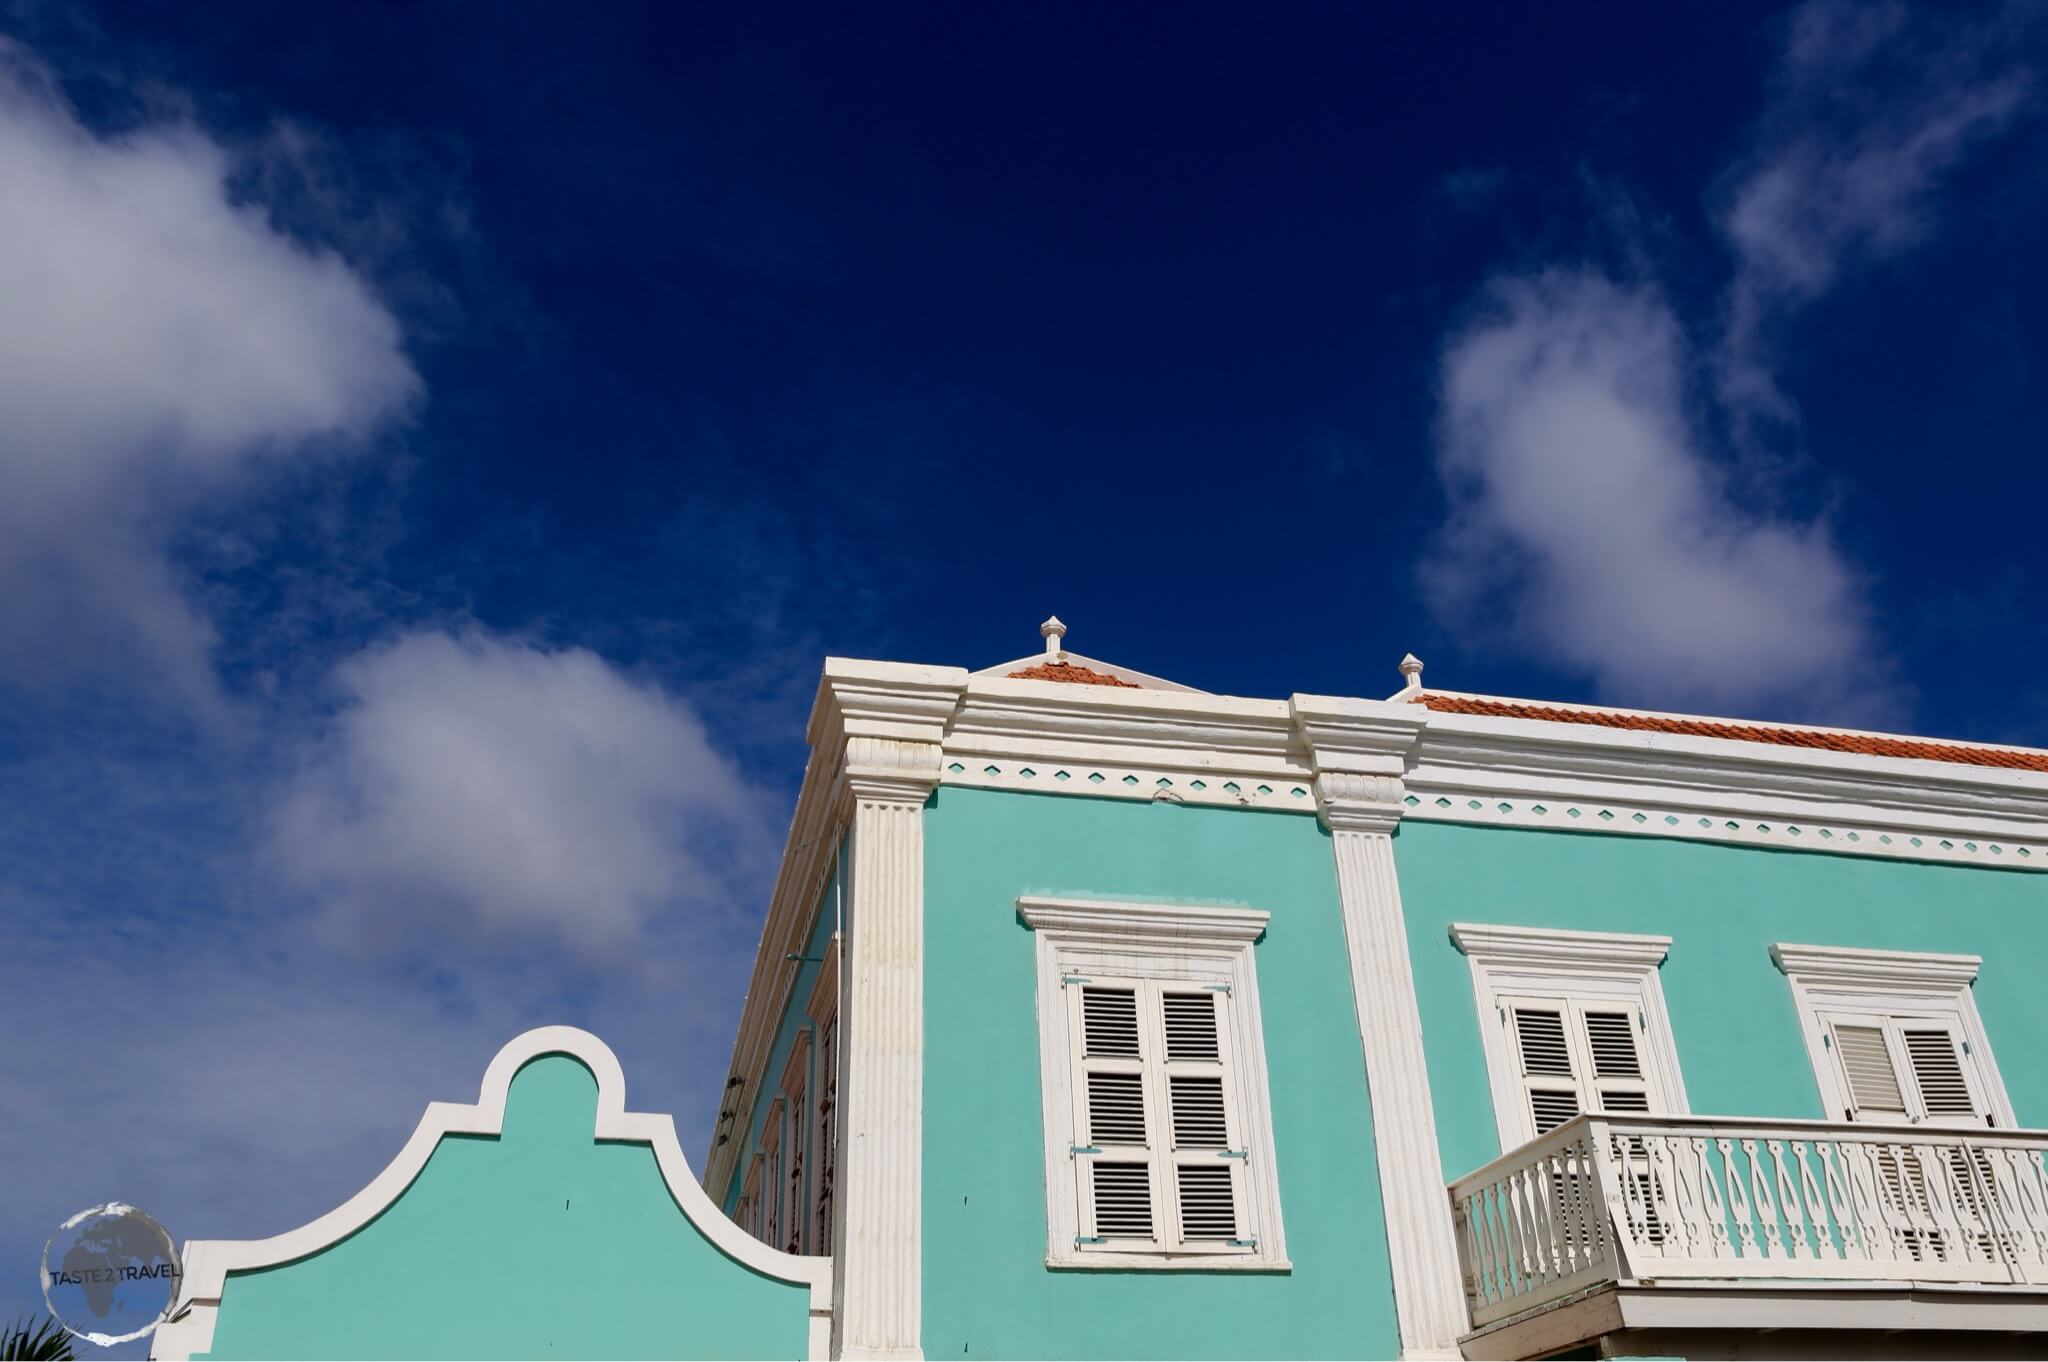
[1289,694,1428,833]
[155,1028,832,1362]
[1404,711,2048,868]
[1449,922,1673,969]
[1017,895,1270,944]
[941,676,1321,812]
[1770,941,1982,988]
[706,659,966,1198]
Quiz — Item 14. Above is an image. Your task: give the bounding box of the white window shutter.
[1160,986,1248,1250]
[1509,1003,1582,1135]
[1071,981,1160,1248]
[1065,975,1254,1256]
[1828,1019,1910,1123]
[1900,1021,1991,1128]
[813,1013,836,1254]
[1579,1007,1652,1115]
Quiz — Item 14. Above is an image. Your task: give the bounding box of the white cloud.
[1429,271,1884,717]
[0,42,418,705]
[1422,0,2037,718]
[269,630,771,956]
[1717,0,2034,420]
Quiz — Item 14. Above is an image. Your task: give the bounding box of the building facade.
[160,620,2048,1360]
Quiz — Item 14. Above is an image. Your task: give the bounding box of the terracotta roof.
[1006,661,1141,688]
[1412,694,2048,773]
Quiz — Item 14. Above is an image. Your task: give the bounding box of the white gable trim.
[152,1027,833,1362]
[973,649,1205,693]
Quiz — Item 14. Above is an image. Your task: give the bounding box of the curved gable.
[154,1027,828,1360]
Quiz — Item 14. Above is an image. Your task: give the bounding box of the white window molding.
[780,1031,813,1255]
[1772,942,2016,1129]
[1450,923,1688,1152]
[805,936,840,1259]
[1020,895,1289,1271]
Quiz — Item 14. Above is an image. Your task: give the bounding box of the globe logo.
[41,1203,183,1347]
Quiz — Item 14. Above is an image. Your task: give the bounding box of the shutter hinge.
[1823,1033,1832,1049]
[1218,1149,1249,1160]
[1497,1006,1506,1025]
[1227,1237,1259,1248]
[1207,983,1232,994]
[1075,1235,1107,1246]
[1070,1144,1101,1156]
[1963,1040,1973,1055]
[1062,974,1092,986]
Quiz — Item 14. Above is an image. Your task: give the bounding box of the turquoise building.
[158,620,2048,1360]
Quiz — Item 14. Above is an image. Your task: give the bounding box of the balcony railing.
[1449,1113,2048,1329]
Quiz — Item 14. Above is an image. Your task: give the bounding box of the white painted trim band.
[152,1027,832,1362]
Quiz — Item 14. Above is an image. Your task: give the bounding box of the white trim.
[940,677,1320,815]
[1020,895,1290,1272]
[1294,691,1469,1358]
[1448,922,1673,969]
[1405,709,2048,870]
[705,659,966,1200]
[1017,895,1270,943]
[1451,924,1688,1151]
[151,1027,832,1362]
[834,733,942,1361]
[1772,942,2017,1129]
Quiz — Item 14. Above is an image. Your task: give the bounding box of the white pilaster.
[1292,696,1468,1359]
[816,660,963,1362]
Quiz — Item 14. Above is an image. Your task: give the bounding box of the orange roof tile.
[1007,661,1141,688]
[1412,694,2048,773]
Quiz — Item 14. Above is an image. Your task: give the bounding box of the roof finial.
[1399,653,1425,693]
[1040,615,1068,661]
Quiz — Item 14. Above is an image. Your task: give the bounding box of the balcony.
[1449,1114,2048,1358]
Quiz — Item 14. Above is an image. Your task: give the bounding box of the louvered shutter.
[786,1074,807,1253]
[761,1100,784,1251]
[1828,1019,1910,1122]
[1071,982,1158,1246]
[1822,1013,1988,1128]
[1505,997,1668,1138]
[813,1013,836,1255]
[1509,1003,1582,1135]
[1066,974,1253,1255]
[1580,1008,1651,1114]
[1822,1011,1992,1244]
[1900,1024,1989,1129]
[1160,988,1248,1251]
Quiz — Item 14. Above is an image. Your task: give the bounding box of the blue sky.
[4,0,2046,1343]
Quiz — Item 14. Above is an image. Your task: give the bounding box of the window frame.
[804,936,840,1258]
[1020,895,1289,1272]
[1450,922,1689,1152]
[1772,942,2015,1129]
[779,1030,813,1254]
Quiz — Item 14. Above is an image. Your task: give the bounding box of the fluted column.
[1291,695,1467,1359]
[833,735,941,1361]
[1322,776,1468,1358]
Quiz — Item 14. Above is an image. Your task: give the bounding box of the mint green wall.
[720,864,839,1220]
[1395,821,2048,1183]
[922,786,1398,1360]
[203,1056,810,1360]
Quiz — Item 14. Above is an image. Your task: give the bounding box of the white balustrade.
[1449,1114,2048,1328]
